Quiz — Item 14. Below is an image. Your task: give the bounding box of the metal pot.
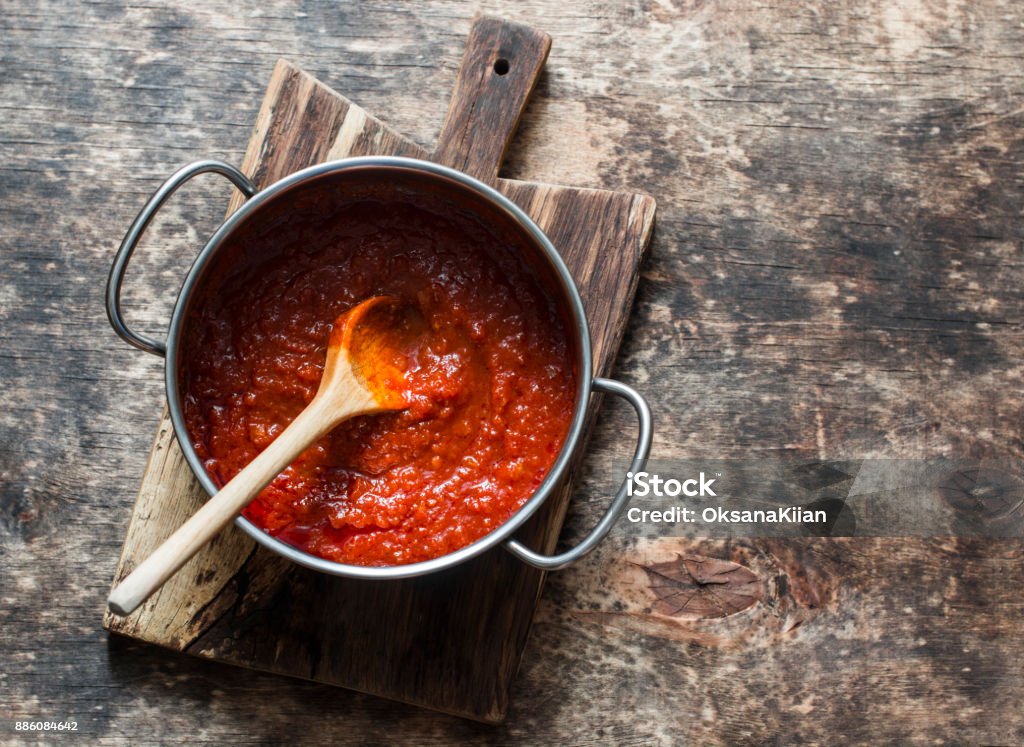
[106,156,652,579]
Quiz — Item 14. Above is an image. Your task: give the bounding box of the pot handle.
[106,160,256,357]
[504,377,653,571]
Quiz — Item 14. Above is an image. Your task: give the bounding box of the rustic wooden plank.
[433,17,551,182]
[101,46,656,722]
[3,0,1024,743]
[104,411,255,646]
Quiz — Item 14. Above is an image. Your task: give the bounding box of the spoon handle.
[108,399,337,616]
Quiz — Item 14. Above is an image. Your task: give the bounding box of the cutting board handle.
[433,16,551,183]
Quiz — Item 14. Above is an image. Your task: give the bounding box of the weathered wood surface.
[102,40,657,722]
[2,0,1023,744]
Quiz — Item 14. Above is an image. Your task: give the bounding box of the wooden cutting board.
[103,16,655,723]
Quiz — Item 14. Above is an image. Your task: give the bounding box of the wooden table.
[3,1,1022,743]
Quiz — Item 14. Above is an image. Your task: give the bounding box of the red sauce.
[181,198,577,566]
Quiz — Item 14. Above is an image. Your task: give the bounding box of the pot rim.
[164,155,593,580]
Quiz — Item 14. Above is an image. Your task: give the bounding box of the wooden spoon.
[108,295,412,616]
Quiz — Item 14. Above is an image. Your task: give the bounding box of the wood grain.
[101,43,657,722]
[3,0,1024,743]
[433,17,551,182]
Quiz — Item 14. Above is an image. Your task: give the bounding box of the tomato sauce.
[181,197,577,566]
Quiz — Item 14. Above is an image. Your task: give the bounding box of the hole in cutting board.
[493,58,510,75]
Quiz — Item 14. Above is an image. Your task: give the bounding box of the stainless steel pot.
[107,156,652,579]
